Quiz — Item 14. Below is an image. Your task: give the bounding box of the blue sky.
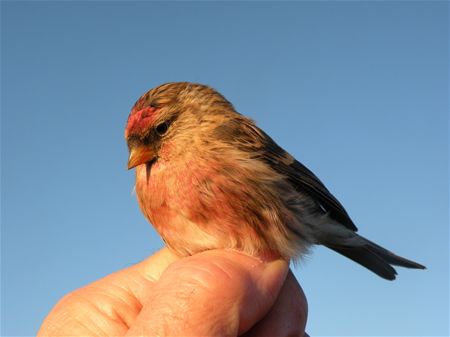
[1,1,448,336]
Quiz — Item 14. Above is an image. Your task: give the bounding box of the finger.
[37,248,181,336]
[242,270,308,337]
[125,249,289,337]
[105,247,182,301]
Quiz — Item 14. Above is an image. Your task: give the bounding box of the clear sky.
[1,1,448,336]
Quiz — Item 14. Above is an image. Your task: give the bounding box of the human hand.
[38,248,308,336]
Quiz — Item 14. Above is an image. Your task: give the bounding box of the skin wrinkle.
[84,273,149,327]
[139,275,230,336]
[151,296,190,335]
[89,287,136,329]
[75,289,127,334]
[75,316,104,337]
[120,275,149,306]
[59,269,148,335]
[61,295,111,336]
[159,257,247,326]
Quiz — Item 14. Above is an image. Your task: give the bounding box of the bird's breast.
[135,159,225,222]
[133,156,308,258]
[135,161,174,224]
[134,158,238,254]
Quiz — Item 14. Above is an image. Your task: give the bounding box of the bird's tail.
[323,233,425,280]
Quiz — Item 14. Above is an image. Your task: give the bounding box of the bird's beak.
[127,146,155,170]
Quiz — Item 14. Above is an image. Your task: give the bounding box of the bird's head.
[125,82,235,169]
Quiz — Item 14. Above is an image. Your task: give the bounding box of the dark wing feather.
[214,117,357,231]
[263,137,357,231]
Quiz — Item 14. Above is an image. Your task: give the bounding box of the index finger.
[37,248,181,336]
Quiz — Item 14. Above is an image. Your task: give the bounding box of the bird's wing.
[214,116,357,231]
[263,139,357,231]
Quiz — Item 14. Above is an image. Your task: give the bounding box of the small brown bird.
[125,82,425,280]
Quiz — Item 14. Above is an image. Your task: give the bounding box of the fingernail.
[259,258,289,295]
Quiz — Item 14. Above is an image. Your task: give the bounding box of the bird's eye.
[155,122,169,136]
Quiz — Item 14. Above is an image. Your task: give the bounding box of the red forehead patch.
[125,106,158,138]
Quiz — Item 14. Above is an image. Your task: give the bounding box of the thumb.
[125,249,289,337]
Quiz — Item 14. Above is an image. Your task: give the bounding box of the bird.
[125,82,425,280]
